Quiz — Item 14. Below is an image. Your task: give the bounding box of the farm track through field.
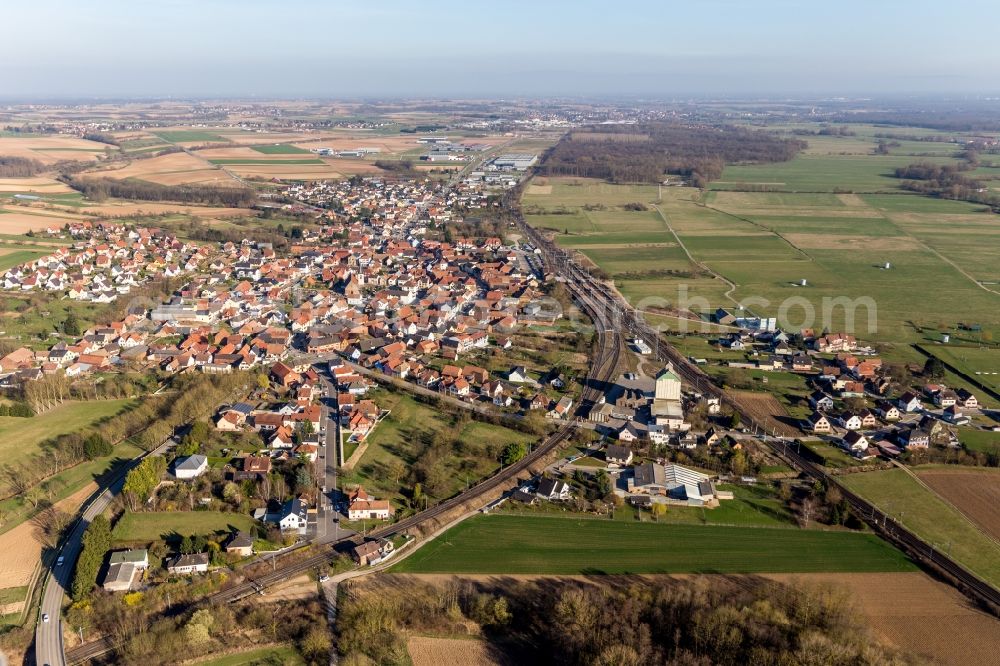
[651,202,746,309]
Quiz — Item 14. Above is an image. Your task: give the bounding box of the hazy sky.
[2,0,998,99]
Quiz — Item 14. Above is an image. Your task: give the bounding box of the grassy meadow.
[392,514,916,575]
[251,143,311,154]
[0,398,136,458]
[112,510,257,544]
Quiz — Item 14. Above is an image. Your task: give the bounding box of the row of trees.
[0,155,45,177]
[64,176,257,207]
[71,515,112,600]
[538,123,806,185]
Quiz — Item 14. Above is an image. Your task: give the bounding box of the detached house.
[807,411,832,434]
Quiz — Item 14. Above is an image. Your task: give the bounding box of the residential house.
[898,392,922,413]
[351,538,395,566]
[841,430,869,456]
[807,411,832,434]
[224,531,255,557]
[173,454,207,480]
[605,444,633,466]
[167,552,210,575]
[347,486,394,520]
[536,478,571,501]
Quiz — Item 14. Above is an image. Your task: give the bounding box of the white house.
[173,454,208,480]
[346,486,394,520]
[536,478,571,501]
[167,552,210,575]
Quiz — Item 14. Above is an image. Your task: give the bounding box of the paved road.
[35,438,174,666]
[316,369,351,544]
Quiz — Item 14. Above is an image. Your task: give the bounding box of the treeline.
[538,123,805,186]
[791,125,856,137]
[71,514,112,600]
[63,176,257,207]
[83,132,120,146]
[832,111,1000,132]
[895,161,998,206]
[372,159,416,174]
[178,222,291,251]
[0,155,45,177]
[338,576,908,665]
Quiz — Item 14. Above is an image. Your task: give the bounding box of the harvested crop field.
[765,572,1000,666]
[0,177,75,193]
[407,637,503,666]
[0,136,108,164]
[916,467,1000,541]
[726,389,801,436]
[0,211,80,232]
[226,164,345,180]
[77,203,248,217]
[193,146,307,160]
[81,152,240,187]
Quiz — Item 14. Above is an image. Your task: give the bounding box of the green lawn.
[251,144,310,155]
[191,645,305,665]
[112,511,257,544]
[153,130,228,143]
[0,398,136,459]
[956,428,1000,455]
[840,468,1000,590]
[392,514,915,574]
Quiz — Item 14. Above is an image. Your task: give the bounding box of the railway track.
[517,199,1000,615]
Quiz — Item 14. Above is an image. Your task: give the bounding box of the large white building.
[491,154,537,170]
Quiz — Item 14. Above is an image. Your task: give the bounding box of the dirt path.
[651,203,741,307]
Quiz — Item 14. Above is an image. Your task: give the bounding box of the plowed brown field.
[917,467,1000,541]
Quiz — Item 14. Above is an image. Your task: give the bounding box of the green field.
[840,468,1000,590]
[112,511,257,544]
[0,399,136,458]
[711,154,960,192]
[153,130,228,143]
[956,428,1000,455]
[0,249,49,271]
[251,144,310,155]
[0,440,145,535]
[393,514,915,574]
[192,646,305,665]
[207,158,325,165]
[923,345,1000,393]
[337,391,537,507]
